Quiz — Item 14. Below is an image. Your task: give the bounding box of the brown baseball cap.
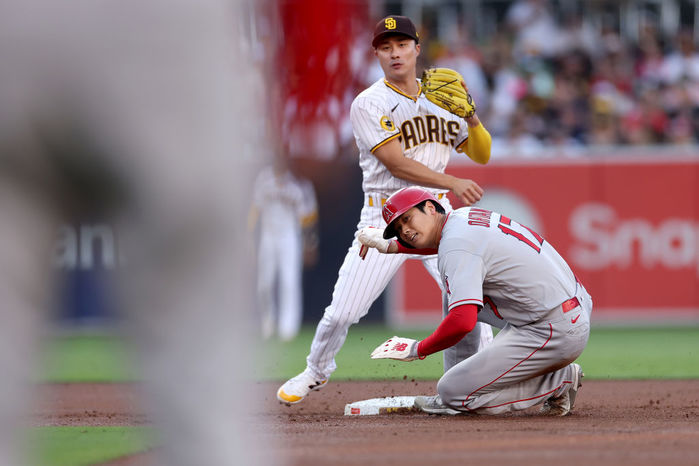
[372,15,419,48]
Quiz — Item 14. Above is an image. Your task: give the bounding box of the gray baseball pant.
[438,285,592,414]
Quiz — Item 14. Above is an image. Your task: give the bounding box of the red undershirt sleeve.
[417,304,479,357]
[394,241,438,255]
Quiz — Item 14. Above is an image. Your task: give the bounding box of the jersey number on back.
[497,215,545,253]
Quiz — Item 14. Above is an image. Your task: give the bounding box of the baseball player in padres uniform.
[361,187,592,415]
[278,15,494,404]
[250,159,318,341]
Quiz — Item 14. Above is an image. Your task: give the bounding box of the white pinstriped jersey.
[350,78,470,196]
[439,207,578,326]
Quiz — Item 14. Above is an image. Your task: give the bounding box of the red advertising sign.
[389,155,699,324]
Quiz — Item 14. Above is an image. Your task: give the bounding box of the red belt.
[561,275,585,313]
[562,296,580,313]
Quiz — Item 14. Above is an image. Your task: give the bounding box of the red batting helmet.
[382,187,441,239]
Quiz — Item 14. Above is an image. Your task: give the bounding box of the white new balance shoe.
[541,363,584,416]
[277,368,327,405]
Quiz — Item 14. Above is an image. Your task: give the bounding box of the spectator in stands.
[482,33,528,139]
[635,26,666,87]
[435,24,491,115]
[660,29,699,85]
[588,99,621,145]
[506,0,562,61]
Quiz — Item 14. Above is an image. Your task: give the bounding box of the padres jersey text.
[350,78,470,195]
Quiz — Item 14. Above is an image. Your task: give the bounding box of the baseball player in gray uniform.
[358,187,592,416]
[277,15,494,404]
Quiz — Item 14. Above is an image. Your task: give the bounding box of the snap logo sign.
[569,203,699,275]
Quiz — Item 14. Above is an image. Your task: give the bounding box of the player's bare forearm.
[373,139,483,205]
[392,163,483,206]
[374,139,452,188]
[387,158,453,188]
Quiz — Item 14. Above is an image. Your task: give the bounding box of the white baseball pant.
[257,228,303,340]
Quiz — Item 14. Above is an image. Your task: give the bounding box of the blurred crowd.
[370,0,699,157]
[256,0,699,160]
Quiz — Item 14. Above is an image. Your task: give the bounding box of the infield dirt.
[34,380,699,465]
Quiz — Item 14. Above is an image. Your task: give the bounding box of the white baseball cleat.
[413,395,461,415]
[541,363,584,416]
[277,368,327,405]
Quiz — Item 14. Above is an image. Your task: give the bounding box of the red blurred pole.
[279,0,354,106]
[276,0,368,158]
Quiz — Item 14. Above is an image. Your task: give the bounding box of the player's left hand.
[358,226,393,260]
[370,336,420,361]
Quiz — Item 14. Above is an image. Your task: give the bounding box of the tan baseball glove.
[421,67,476,118]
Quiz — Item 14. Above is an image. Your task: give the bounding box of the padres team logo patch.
[380,116,395,132]
[385,17,396,29]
